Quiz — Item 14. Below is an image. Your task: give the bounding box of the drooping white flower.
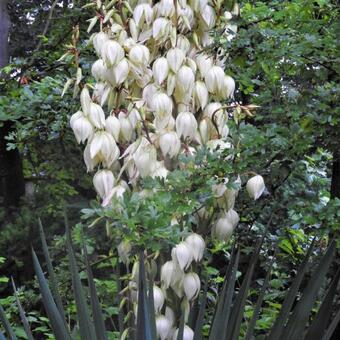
[213,216,235,241]
[105,115,121,141]
[176,65,195,94]
[110,180,129,201]
[246,175,265,200]
[133,3,153,27]
[166,48,185,73]
[142,83,158,110]
[93,169,115,200]
[205,66,225,94]
[128,108,141,129]
[117,240,131,264]
[133,142,157,177]
[118,111,134,142]
[80,87,91,115]
[152,57,169,85]
[70,111,94,144]
[159,131,181,158]
[88,102,106,129]
[158,0,175,17]
[193,81,208,109]
[196,53,213,78]
[93,32,109,55]
[176,112,197,140]
[91,59,107,81]
[153,18,171,41]
[129,44,150,67]
[200,5,216,29]
[183,272,200,300]
[153,286,165,314]
[185,233,205,261]
[219,75,235,99]
[152,92,173,118]
[198,117,212,144]
[156,315,172,340]
[90,131,120,167]
[114,58,129,85]
[161,261,182,289]
[224,209,240,228]
[83,143,100,172]
[102,40,124,67]
[171,242,193,271]
[172,325,194,340]
[176,35,191,55]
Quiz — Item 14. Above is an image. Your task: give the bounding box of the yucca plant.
[1,219,339,340]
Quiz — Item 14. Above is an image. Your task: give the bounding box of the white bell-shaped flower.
[171,242,193,271]
[176,112,197,140]
[185,233,205,262]
[91,59,107,81]
[133,3,153,27]
[83,143,100,172]
[88,102,106,129]
[161,260,183,289]
[70,111,93,144]
[198,117,213,144]
[118,111,134,142]
[176,65,195,94]
[176,35,191,55]
[90,131,120,167]
[156,315,172,340]
[205,66,225,94]
[143,83,158,110]
[133,143,157,177]
[166,48,185,73]
[153,286,165,314]
[183,272,200,300]
[102,40,124,67]
[114,58,129,85]
[152,92,173,117]
[196,53,213,78]
[246,175,265,200]
[213,216,235,241]
[152,17,171,41]
[172,325,194,340]
[158,0,175,17]
[105,115,120,141]
[224,209,240,228]
[159,131,181,158]
[93,169,115,200]
[151,161,169,179]
[129,44,150,67]
[193,81,208,109]
[152,57,169,85]
[219,75,235,99]
[200,5,216,29]
[93,32,109,55]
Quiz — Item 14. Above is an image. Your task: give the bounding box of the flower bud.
[167,48,185,73]
[105,115,120,141]
[117,240,131,264]
[91,59,107,81]
[176,112,197,140]
[133,3,153,27]
[70,111,94,144]
[172,325,194,340]
[129,44,150,67]
[205,66,225,95]
[102,40,124,67]
[176,65,195,94]
[193,81,208,109]
[185,233,205,261]
[152,57,169,85]
[159,131,181,158]
[93,169,115,200]
[88,102,106,129]
[153,285,165,314]
[183,272,200,300]
[246,175,265,200]
[80,87,91,115]
[171,242,193,271]
[156,315,172,340]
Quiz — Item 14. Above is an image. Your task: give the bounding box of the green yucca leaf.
[115,265,125,336]
[136,251,153,340]
[32,249,71,340]
[280,240,336,340]
[83,238,108,340]
[0,330,6,340]
[322,309,340,340]
[244,261,273,340]
[11,278,34,340]
[177,305,185,340]
[38,218,68,329]
[64,213,97,340]
[209,247,239,340]
[193,278,208,340]
[305,267,340,340]
[0,304,17,340]
[268,238,316,340]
